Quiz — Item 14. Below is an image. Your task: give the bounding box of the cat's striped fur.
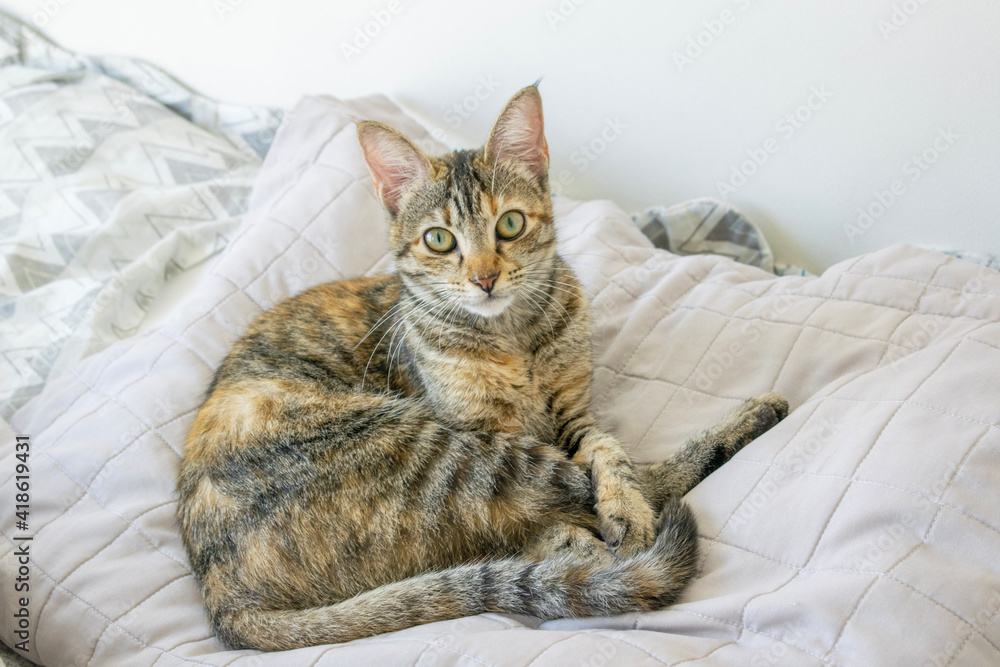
[177,85,789,651]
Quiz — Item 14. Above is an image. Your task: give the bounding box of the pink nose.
[471,273,498,293]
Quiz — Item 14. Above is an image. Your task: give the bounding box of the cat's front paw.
[595,480,656,559]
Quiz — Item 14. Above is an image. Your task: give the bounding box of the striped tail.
[214,499,699,651]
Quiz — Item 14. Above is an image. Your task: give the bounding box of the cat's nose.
[471,273,499,293]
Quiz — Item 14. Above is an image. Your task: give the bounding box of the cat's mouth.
[463,291,512,318]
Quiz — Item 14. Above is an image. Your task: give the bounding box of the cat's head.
[357,86,555,319]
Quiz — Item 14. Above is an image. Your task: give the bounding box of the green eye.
[496,210,525,240]
[423,227,456,253]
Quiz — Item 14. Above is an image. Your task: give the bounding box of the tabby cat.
[177,85,789,651]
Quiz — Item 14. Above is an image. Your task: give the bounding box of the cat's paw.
[724,392,789,456]
[742,392,789,421]
[595,481,656,559]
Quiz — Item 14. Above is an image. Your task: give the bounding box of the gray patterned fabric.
[944,250,1000,272]
[633,199,777,273]
[0,12,282,420]
[632,200,812,277]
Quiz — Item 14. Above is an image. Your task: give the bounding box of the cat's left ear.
[484,85,550,182]
[357,121,431,217]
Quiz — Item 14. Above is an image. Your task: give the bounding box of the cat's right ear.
[357,121,431,217]
[484,85,549,183]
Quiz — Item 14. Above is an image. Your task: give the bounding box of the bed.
[2,14,1000,667]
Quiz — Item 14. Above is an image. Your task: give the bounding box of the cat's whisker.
[415,293,459,351]
[518,276,582,299]
[438,298,465,351]
[364,292,441,391]
[517,267,596,293]
[518,283,572,328]
[520,288,556,338]
[516,251,621,278]
[516,269,579,288]
[384,310,412,386]
[400,297,461,370]
[361,310,409,392]
[514,260,582,277]
[521,284,572,328]
[354,295,421,350]
[386,293,451,384]
[448,297,468,340]
[393,297,459,379]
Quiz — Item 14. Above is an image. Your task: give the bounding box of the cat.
[176,85,789,652]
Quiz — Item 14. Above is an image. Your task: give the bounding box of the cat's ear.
[484,85,549,182]
[357,121,431,216]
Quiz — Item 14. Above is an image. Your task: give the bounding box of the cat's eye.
[496,210,525,240]
[423,227,456,253]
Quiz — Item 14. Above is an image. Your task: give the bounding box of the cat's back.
[243,272,402,361]
[181,273,408,463]
[209,273,403,389]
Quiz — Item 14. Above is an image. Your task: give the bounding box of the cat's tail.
[214,498,698,651]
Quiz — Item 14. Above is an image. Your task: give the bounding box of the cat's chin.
[463,293,513,318]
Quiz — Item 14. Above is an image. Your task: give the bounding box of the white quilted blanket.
[2,94,1000,667]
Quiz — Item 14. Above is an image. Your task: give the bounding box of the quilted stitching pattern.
[2,94,999,666]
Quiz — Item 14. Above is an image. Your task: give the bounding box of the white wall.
[4,0,998,273]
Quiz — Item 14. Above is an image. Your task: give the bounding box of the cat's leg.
[551,391,658,558]
[561,427,657,560]
[638,392,789,508]
[522,523,617,567]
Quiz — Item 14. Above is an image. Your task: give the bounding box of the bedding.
[2,89,999,667]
